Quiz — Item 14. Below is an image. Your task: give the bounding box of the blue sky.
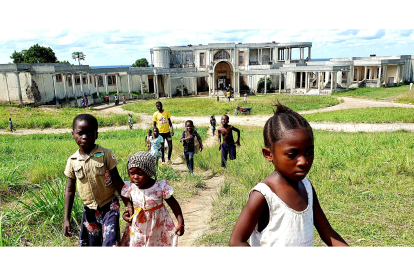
[1,1,412,66]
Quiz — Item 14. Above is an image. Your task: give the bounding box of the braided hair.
[263,101,313,149]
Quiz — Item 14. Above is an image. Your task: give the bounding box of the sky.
[1,1,413,67]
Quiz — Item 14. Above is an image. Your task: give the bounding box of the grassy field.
[303,107,414,123]
[0,105,139,131]
[0,127,207,246]
[194,127,414,247]
[123,94,339,116]
[334,84,414,104]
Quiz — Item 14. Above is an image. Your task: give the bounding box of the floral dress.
[120,180,177,247]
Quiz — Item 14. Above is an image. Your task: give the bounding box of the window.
[239,51,244,66]
[75,76,81,85]
[56,74,62,82]
[108,74,116,86]
[98,75,104,87]
[67,76,72,87]
[214,50,230,60]
[82,76,87,85]
[200,53,205,67]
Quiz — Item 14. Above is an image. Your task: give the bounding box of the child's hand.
[175,225,185,236]
[63,219,72,237]
[123,210,132,223]
[236,141,241,147]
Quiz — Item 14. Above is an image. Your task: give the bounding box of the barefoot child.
[128,114,133,129]
[9,118,16,132]
[229,102,348,247]
[120,151,184,246]
[145,129,152,150]
[63,114,134,246]
[180,120,203,174]
[210,115,216,136]
[149,127,164,166]
[217,115,240,168]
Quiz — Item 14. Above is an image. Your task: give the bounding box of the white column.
[52,74,58,105]
[284,73,287,93]
[237,72,240,97]
[140,75,144,98]
[300,72,303,88]
[63,73,68,100]
[305,72,308,91]
[318,72,321,90]
[153,75,157,98]
[168,74,171,97]
[94,75,99,96]
[396,65,400,83]
[115,73,120,98]
[104,74,109,96]
[72,74,77,100]
[80,73,84,97]
[14,72,23,105]
[264,75,267,94]
[279,74,281,93]
[87,73,91,95]
[384,66,388,85]
[213,72,215,96]
[233,70,236,92]
[364,66,367,80]
[308,47,311,60]
[209,74,211,96]
[181,78,184,96]
[369,67,372,80]
[334,72,337,91]
[330,72,334,90]
[346,72,351,90]
[127,74,131,96]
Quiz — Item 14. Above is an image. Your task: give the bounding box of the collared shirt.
[64,144,118,210]
[180,130,202,152]
[153,110,171,133]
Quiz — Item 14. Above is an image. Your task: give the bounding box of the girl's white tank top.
[250,177,314,247]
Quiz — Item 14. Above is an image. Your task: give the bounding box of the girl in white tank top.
[229,102,348,247]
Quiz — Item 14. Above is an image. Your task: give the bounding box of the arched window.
[214,50,230,60]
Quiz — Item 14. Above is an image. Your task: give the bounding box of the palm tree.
[72,52,86,65]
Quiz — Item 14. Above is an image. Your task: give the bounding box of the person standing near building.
[9,118,16,132]
[153,101,174,165]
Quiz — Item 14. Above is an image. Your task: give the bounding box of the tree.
[10,44,58,63]
[257,77,272,93]
[131,58,149,68]
[72,52,86,65]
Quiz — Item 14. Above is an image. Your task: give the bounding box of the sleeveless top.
[250,177,314,246]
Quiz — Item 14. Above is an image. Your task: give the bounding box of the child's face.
[156,102,163,111]
[263,129,314,183]
[221,116,229,126]
[185,122,194,133]
[72,120,98,152]
[153,128,159,137]
[128,167,150,188]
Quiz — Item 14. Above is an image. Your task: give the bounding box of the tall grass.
[303,107,414,123]
[0,105,140,130]
[334,84,411,103]
[123,95,339,116]
[196,128,414,247]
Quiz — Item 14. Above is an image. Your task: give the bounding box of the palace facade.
[0,41,413,106]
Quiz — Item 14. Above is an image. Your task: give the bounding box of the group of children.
[64,100,348,247]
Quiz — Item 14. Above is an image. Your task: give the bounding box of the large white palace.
[0,41,413,106]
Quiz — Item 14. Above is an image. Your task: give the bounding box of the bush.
[257,77,272,93]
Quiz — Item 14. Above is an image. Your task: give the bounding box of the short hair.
[72,114,98,131]
[185,120,194,126]
[152,127,158,131]
[155,101,162,106]
[263,101,313,150]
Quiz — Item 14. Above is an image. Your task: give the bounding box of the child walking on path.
[217,115,240,168]
[210,115,216,136]
[244,93,247,103]
[63,114,134,246]
[120,151,184,247]
[229,102,348,247]
[9,118,16,132]
[149,127,164,166]
[180,120,203,174]
[128,114,133,129]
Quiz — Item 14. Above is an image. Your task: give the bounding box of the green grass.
[0,105,140,131]
[196,128,414,247]
[303,107,414,123]
[334,84,413,103]
[123,94,339,116]
[0,126,207,246]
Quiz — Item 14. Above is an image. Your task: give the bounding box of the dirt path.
[3,97,414,135]
[168,131,224,247]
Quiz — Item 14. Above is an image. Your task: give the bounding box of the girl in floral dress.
[120,151,184,247]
